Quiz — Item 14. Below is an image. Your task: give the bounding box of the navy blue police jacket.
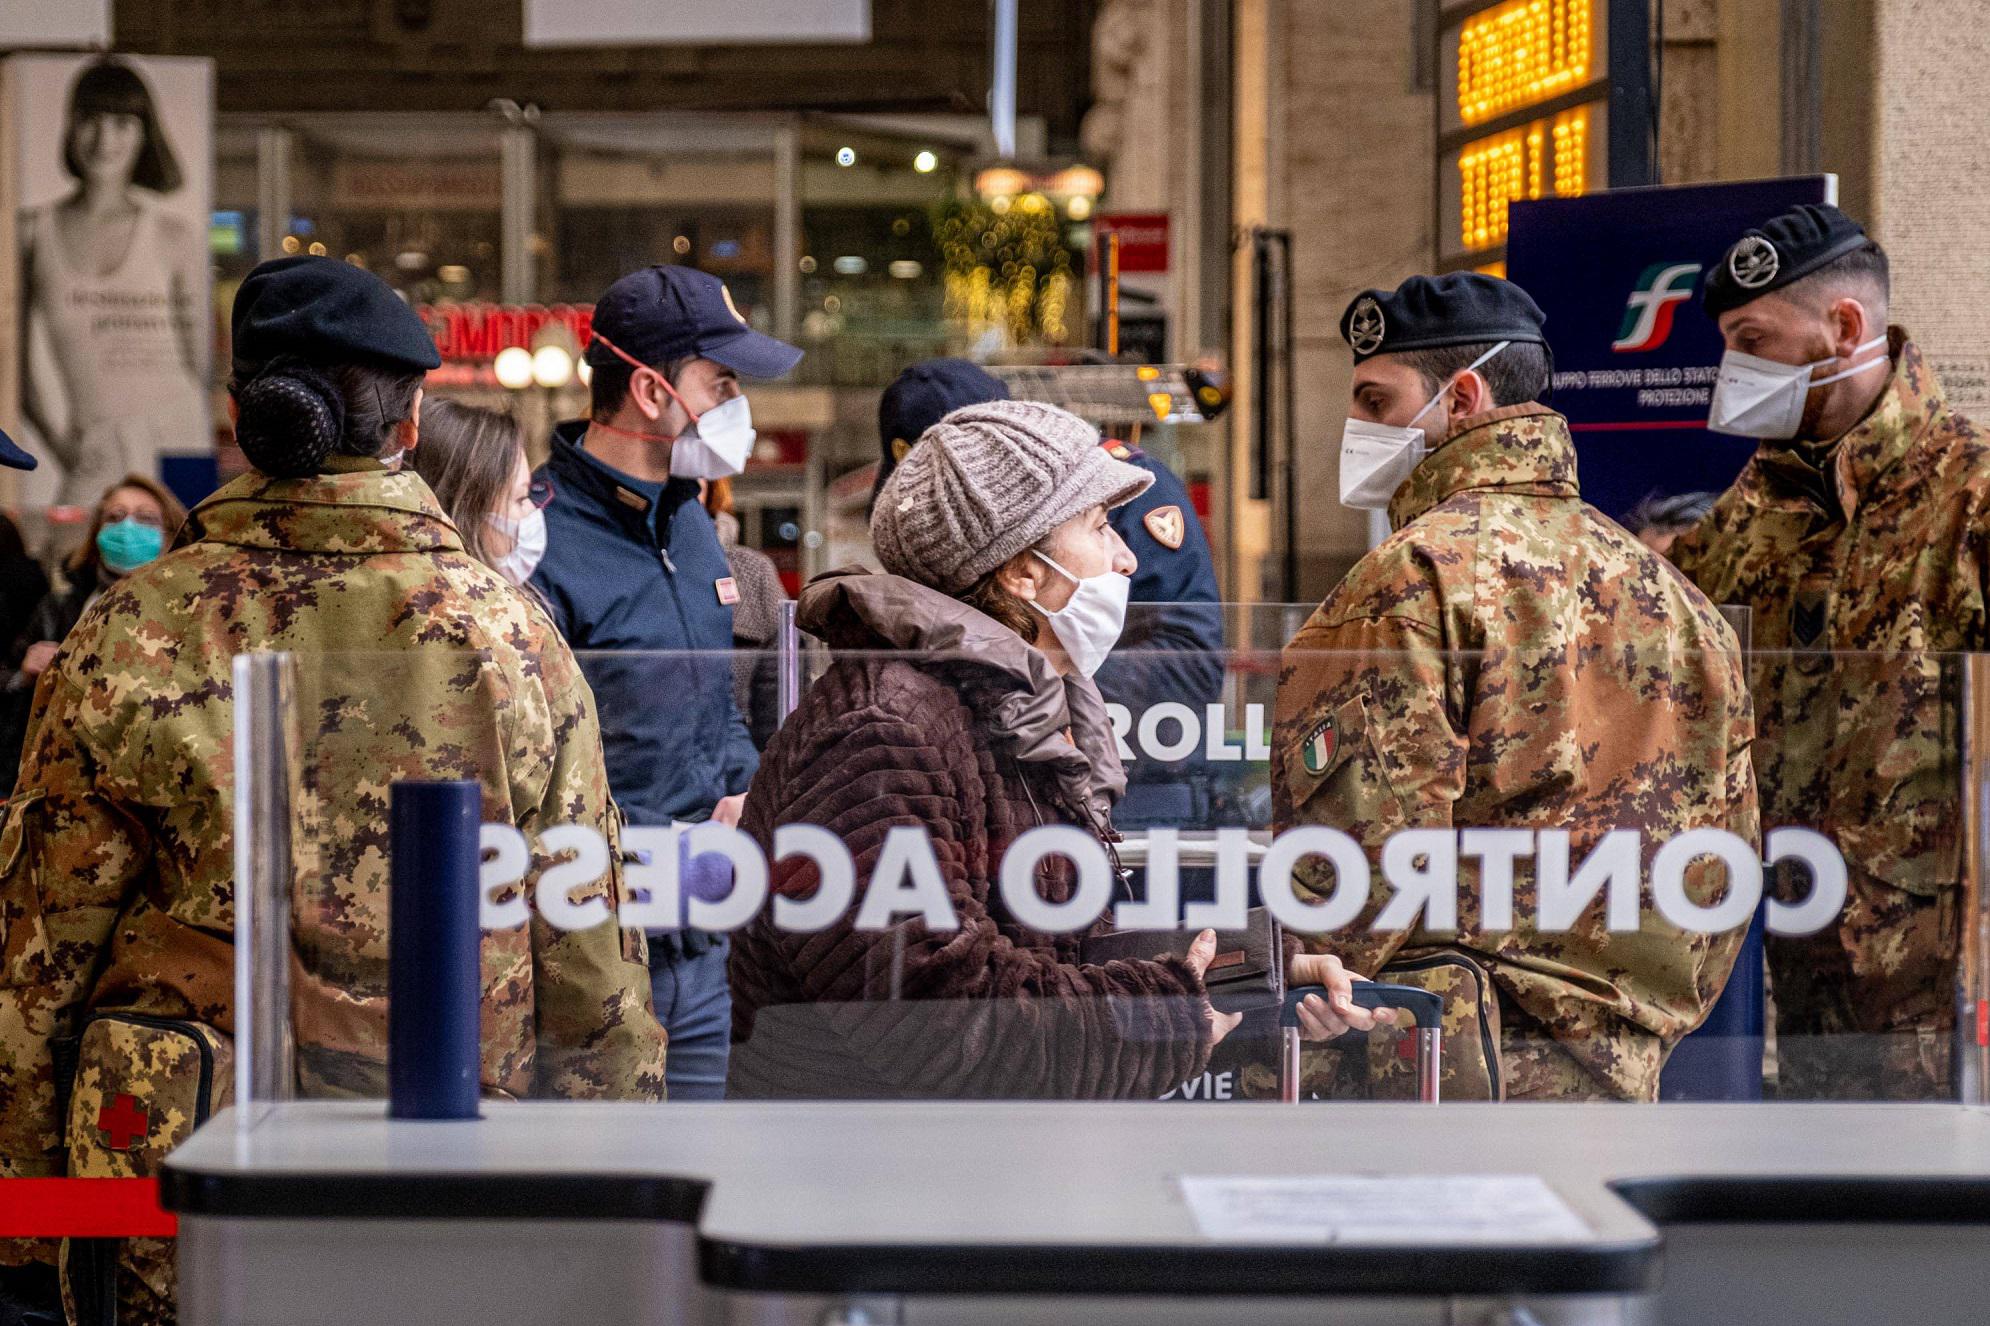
[530,421,758,836]
[1093,444,1225,826]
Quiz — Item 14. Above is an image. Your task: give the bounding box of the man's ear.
[1447,370,1492,430]
[1828,295,1872,357]
[629,368,670,423]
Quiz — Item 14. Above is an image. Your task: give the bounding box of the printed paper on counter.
[1177,1175,1593,1245]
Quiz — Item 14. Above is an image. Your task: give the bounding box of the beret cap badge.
[1728,234,1781,290]
[1348,297,1387,355]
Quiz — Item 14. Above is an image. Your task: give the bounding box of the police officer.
[530,265,801,1101]
[1673,204,1987,1100]
[1272,273,1758,1102]
[873,359,1225,828]
[0,257,664,1323]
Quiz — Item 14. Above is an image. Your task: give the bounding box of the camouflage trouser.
[1767,868,1958,1100]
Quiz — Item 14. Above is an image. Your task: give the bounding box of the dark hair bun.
[234,361,344,478]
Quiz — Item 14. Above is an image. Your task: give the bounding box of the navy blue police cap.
[587,265,802,380]
[1702,203,1870,319]
[1339,272,1549,365]
[231,255,441,373]
[876,358,1010,477]
[0,425,36,471]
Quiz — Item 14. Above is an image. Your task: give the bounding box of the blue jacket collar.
[548,419,700,537]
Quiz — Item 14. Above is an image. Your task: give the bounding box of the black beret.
[231,256,441,374]
[1702,203,1870,319]
[1339,273,1548,364]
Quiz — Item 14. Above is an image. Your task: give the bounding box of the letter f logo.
[1613,261,1702,353]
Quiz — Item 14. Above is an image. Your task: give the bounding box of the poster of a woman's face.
[12,53,212,508]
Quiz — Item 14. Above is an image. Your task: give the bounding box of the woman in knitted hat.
[728,399,1382,1100]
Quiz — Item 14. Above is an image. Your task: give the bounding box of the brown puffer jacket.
[728,567,1214,1099]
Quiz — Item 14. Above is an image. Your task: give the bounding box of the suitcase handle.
[1278,983,1444,1104]
[1281,982,1445,1031]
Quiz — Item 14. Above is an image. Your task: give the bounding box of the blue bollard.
[389,780,483,1120]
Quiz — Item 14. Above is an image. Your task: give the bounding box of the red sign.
[419,303,595,363]
[1093,213,1170,274]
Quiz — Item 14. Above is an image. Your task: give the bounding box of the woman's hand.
[1286,950,1400,1041]
[1184,928,1244,1047]
[20,642,59,679]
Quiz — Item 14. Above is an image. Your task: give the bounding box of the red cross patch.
[97,1093,150,1151]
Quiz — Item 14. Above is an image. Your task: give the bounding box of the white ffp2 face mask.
[1706,335,1888,440]
[489,506,548,587]
[1029,551,1130,679]
[1339,340,1510,511]
[669,393,757,480]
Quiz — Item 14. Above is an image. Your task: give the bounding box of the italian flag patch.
[1301,715,1338,776]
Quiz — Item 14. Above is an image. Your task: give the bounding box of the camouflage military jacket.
[0,460,666,1181]
[1274,404,1758,1101]
[1671,332,1981,899]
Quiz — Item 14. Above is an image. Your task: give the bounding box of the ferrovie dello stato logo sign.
[1507,176,1835,520]
[1612,262,1702,353]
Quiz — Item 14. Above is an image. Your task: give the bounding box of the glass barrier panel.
[229,642,1976,1109]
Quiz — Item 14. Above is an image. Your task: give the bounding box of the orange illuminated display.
[1457,0,1595,126]
[1456,106,1590,251]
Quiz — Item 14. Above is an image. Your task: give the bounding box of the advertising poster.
[10,53,214,509]
[1507,176,1835,522]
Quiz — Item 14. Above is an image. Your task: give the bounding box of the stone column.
[1867,0,1990,414]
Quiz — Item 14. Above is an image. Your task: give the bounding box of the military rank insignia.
[1301,714,1338,776]
[1791,587,1827,647]
[1144,504,1185,551]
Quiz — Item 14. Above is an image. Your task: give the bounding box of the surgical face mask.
[668,392,757,480]
[1707,334,1889,441]
[1339,341,1510,510]
[97,518,163,575]
[488,506,548,587]
[1029,550,1130,679]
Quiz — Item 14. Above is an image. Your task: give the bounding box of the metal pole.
[1273,230,1296,603]
[777,600,802,721]
[1105,232,1122,357]
[773,118,802,346]
[1606,0,1655,188]
[493,100,540,305]
[1962,655,1990,1104]
[232,652,297,1119]
[255,124,292,266]
[989,0,1019,159]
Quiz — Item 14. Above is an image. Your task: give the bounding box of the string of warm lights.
[936,195,1078,346]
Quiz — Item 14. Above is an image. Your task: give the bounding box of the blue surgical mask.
[97,519,163,575]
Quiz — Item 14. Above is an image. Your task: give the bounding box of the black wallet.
[1079,907,1285,1015]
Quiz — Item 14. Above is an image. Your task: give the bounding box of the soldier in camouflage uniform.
[1673,204,1982,1100]
[0,257,665,1325]
[1273,274,1758,1102]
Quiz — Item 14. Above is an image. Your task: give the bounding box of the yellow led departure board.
[1457,0,1596,126]
[1439,0,1611,264]
[1456,107,1590,252]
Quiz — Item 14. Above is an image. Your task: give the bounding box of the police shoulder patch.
[1144,504,1185,551]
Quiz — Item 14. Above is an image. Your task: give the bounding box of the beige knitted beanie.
[870,399,1152,593]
